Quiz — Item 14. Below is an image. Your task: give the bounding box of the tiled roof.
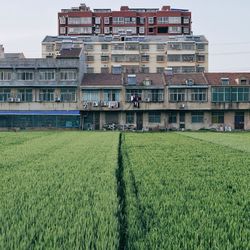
[165,73,208,85]
[57,48,82,58]
[82,73,122,86]
[205,73,250,85]
[123,73,165,86]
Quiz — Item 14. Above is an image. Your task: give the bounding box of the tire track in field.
[116,133,128,250]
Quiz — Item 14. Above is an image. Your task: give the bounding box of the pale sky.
[1,0,250,72]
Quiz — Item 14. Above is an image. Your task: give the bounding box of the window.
[0,88,11,102]
[191,112,204,123]
[144,89,164,102]
[168,26,181,34]
[101,55,109,62]
[17,72,34,81]
[157,67,164,73]
[104,90,120,101]
[169,112,177,123]
[68,27,92,34]
[104,27,110,34]
[168,55,181,62]
[240,79,247,85]
[169,89,186,102]
[124,17,136,24]
[0,71,12,81]
[101,67,109,73]
[113,17,124,24]
[212,112,224,123]
[157,44,165,50]
[141,55,149,62]
[191,89,207,102]
[59,16,66,24]
[157,17,169,24]
[141,67,149,73]
[140,44,149,50]
[68,17,92,25]
[39,89,55,102]
[231,87,249,102]
[212,87,231,102]
[148,111,161,123]
[85,44,94,51]
[197,67,205,73]
[182,54,195,62]
[197,55,205,62]
[60,88,76,102]
[101,44,109,50]
[148,17,154,24]
[139,17,145,24]
[168,43,181,50]
[197,44,205,50]
[39,71,55,81]
[183,17,190,24]
[60,70,77,80]
[112,44,124,50]
[139,27,145,34]
[221,78,229,85]
[169,17,181,24]
[182,67,196,73]
[112,55,124,62]
[104,17,109,24]
[125,43,139,50]
[60,27,66,34]
[86,56,94,62]
[156,55,165,62]
[183,27,190,34]
[16,88,33,102]
[87,67,94,73]
[126,89,142,102]
[95,17,101,24]
[182,43,195,50]
[83,90,99,102]
[126,112,134,123]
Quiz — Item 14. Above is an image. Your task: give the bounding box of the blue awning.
[0,110,80,116]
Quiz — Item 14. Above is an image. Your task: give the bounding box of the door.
[235,112,244,129]
[136,112,143,130]
[179,111,185,129]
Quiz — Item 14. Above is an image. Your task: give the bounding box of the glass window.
[39,70,55,81]
[148,111,161,123]
[103,90,120,101]
[126,89,142,102]
[101,44,109,50]
[39,89,55,102]
[60,88,76,102]
[231,87,249,102]
[212,111,224,123]
[191,111,204,123]
[156,55,165,62]
[60,70,77,80]
[82,90,99,102]
[212,87,231,102]
[0,88,11,102]
[144,90,164,102]
[169,112,177,123]
[169,89,186,102]
[126,112,134,123]
[0,71,12,81]
[17,72,34,81]
[140,44,149,50]
[16,88,33,102]
[191,89,207,102]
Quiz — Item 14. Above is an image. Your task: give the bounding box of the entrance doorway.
[235,112,244,129]
[136,112,143,130]
[179,111,185,129]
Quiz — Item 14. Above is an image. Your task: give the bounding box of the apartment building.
[80,70,250,131]
[42,34,208,74]
[58,4,191,36]
[0,48,84,129]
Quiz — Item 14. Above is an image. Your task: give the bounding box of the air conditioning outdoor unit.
[180,104,185,109]
[15,98,21,102]
[8,97,14,102]
[55,97,61,102]
[145,98,151,102]
[93,101,99,107]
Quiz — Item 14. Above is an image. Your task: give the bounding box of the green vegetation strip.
[1,131,250,249]
[0,132,120,249]
[122,132,250,249]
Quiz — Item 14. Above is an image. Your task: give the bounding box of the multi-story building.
[58,4,191,36]
[42,34,208,74]
[80,70,250,131]
[0,48,84,129]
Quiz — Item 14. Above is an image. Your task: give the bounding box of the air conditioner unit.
[8,97,14,102]
[83,102,88,109]
[103,101,109,107]
[180,104,185,109]
[145,98,151,102]
[93,101,99,107]
[55,97,61,102]
[108,101,119,109]
[15,98,21,102]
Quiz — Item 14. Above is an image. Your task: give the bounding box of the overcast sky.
[1,0,250,72]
